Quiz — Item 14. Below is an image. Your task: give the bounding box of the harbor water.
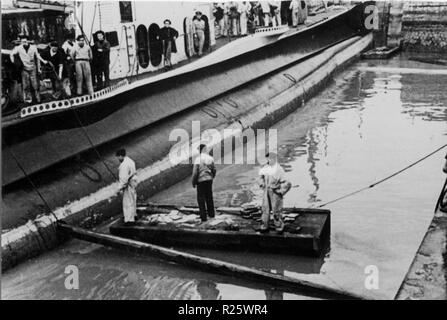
[2,54,446,300]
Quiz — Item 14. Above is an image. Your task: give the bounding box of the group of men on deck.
[8,31,111,104]
[213,1,308,38]
[116,145,291,233]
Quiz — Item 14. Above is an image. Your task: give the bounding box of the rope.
[41,50,120,182]
[89,1,98,44]
[6,148,57,221]
[5,146,59,250]
[315,143,447,208]
[69,105,118,181]
[75,11,91,44]
[98,0,102,31]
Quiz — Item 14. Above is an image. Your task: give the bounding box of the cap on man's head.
[96,30,105,37]
[76,35,85,41]
[164,19,171,24]
[116,149,126,157]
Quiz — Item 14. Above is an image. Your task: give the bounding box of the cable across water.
[314,143,447,208]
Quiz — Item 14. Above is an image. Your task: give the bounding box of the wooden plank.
[110,224,320,256]
[57,222,365,300]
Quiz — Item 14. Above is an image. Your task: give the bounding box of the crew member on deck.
[259,152,291,233]
[92,30,111,89]
[72,35,94,96]
[289,0,300,27]
[238,1,252,36]
[213,3,225,38]
[257,1,271,27]
[192,144,216,222]
[41,41,65,96]
[159,19,179,69]
[269,1,282,27]
[116,149,138,225]
[193,11,206,56]
[10,35,47,103]
[228,2,240,36]
[62,33,76,94]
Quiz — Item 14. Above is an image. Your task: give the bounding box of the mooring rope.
[315,143,447,208]
[5,146,59,249]
[69,106,118,181]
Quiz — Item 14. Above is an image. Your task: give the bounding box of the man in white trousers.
[238,1,252,36]
[289,0,300,27]
[269,1,282,27]
[116,149,138,225]
[258,1,271,27]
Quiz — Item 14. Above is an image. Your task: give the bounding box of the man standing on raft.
[192,144,216,222]
[116,149,138,225]
[259,152,291,233]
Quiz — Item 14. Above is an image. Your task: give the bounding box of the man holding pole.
[259,152,291,233]
[116,149,138,225]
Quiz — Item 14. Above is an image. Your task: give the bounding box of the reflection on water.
[1,240,316,300]
[2,55,446,300]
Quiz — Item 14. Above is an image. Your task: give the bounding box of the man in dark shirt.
[41,41,65,94]
[159,19,179,69]
[92,30,111,89]
[192,144,216,222]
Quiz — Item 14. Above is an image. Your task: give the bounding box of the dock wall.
[401,1,447,53]
[1,34,373,272]
[396,208,447,300]
[371,1,447,53]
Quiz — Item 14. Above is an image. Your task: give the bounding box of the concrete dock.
[396,206,447,299]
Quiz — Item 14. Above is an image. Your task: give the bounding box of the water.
[2,54,446,300]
